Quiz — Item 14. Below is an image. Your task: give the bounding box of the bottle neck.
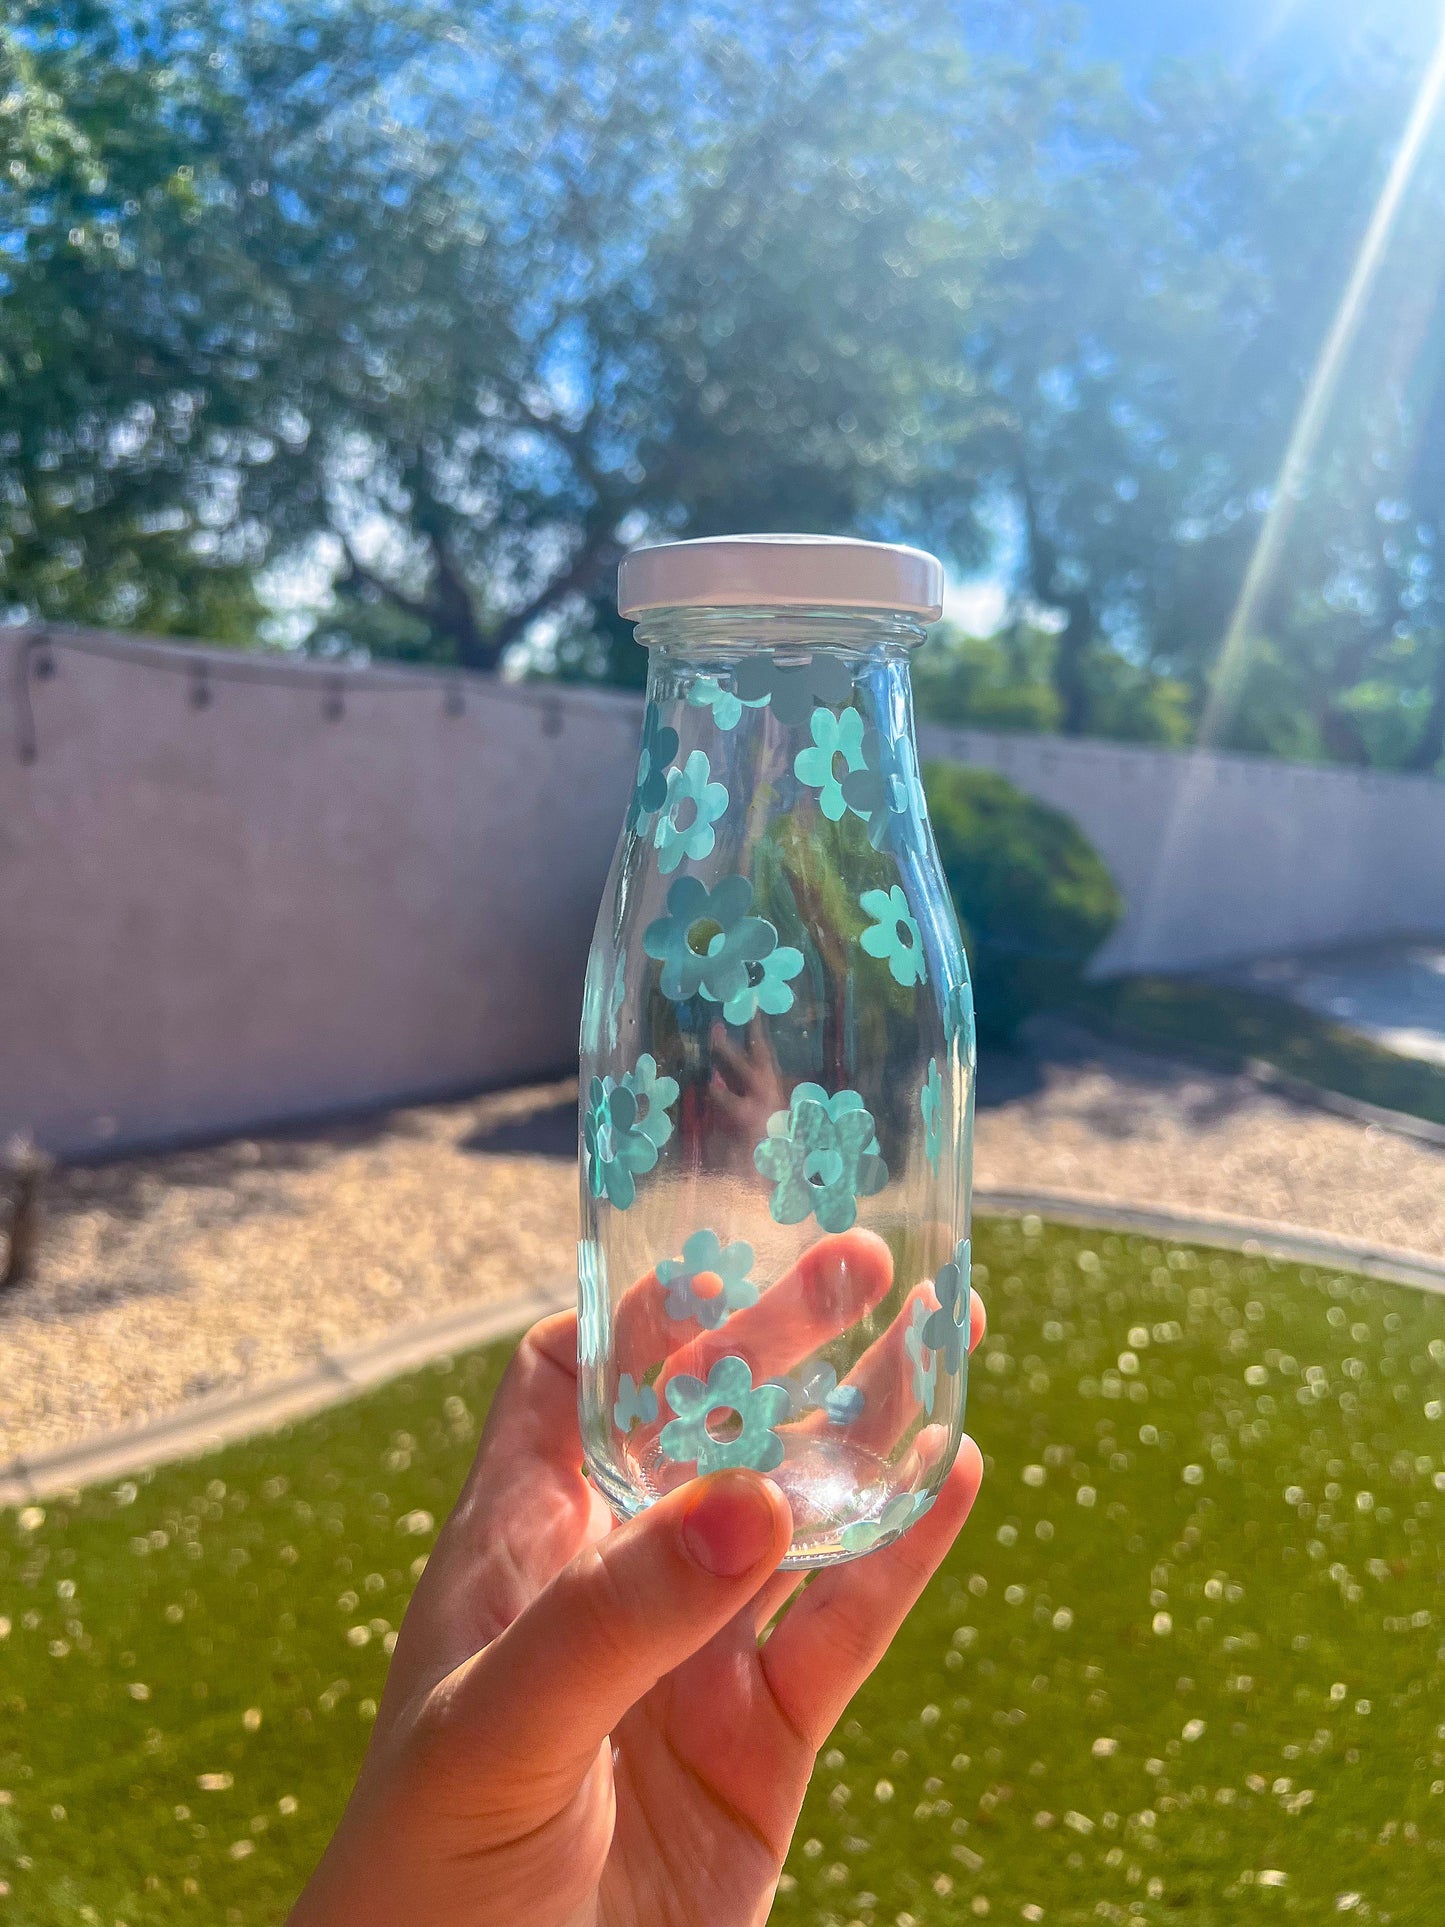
[631,604,929,657]
[620,605,932,870]
[635,609,924,849]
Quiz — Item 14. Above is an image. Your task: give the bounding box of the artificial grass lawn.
[2,1219,1442,1926]
[1077,974,1445,1130]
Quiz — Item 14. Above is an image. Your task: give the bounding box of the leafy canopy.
[6,2,1445,770]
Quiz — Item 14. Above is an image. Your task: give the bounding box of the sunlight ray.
[1199,6,1445,749]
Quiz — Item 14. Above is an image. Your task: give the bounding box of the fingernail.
[679,1472,780,1577]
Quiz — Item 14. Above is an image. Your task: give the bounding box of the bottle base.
[585,1435,926,1570]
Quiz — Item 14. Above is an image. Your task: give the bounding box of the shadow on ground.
[461,1099,577,1158]
[30,1109,422,1235]
[979,1013,1273,1130]
[25,1074,588,1239]
[452,1022,1280,1157]
[12,1022,1283,1301]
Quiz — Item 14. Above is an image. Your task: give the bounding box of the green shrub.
[922,762,1122,1042]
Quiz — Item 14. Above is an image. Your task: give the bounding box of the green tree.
[0,2,430,637]
[950,40,1445,772]
[924,761,1121,1042]
[11,0,1445,776]
[0,1,1063,669]
[305,0,1060,674]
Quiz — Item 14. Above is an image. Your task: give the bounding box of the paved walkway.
[1220,938,1445,1068]
[3,1034,1442,1464]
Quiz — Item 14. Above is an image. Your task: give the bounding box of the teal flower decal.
[921,1056,943,1175]
[613,1373,658,1432]
[708,940,804,1025]
[921,1238,971,1376]
[904,1295,937,1414]
[945,979,975,1062]
[753,1082,889,1233]
[687,676,766,731]
[826,1381,866,1426]
[656,1229,759,1330]
[578,1238,606,1365]
[860,884,927,988]
[654,749,729,874]
[643,874,778,1006]
[624,1052,678,1152]
[773,1360,866,1426]
[794,706,867,821]
[840,1488,936,1554]
[734,653,855,727]
[583,1053,678,1210]
[628,702,680,831]
[659,1355,790,1475]
[841,728,918,850]
[583,1080,631,1207]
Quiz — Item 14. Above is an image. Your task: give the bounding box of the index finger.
[380,1312,604,1726]
[616,1227,895,1387]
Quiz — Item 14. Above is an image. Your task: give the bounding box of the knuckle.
[826,1601,885,1679]
[566,1543,648,1674]
[399,1670,481,1788]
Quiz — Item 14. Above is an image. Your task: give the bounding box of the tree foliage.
[923,761,1122,1042]
[973,46,1445,771]
[5,1,1445,771]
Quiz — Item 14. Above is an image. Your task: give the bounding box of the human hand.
[705,1020,789,1168]
[291,1230,985,1927]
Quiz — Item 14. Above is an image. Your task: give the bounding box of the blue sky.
[1078,0,1440,78]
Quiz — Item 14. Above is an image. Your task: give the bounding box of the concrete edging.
[0,1280,574,1507]
[4,1194,1443,1506]
[974,1186,1445,1297]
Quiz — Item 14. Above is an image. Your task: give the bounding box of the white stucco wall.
[916,723,1445,975]
[0,628,638,1153]
[3,627,1440,1154]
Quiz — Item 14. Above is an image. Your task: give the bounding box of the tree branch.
[487,528,624,660]
[1013,454,1094,733]
[501,385,607,501]
[335,533,438,629]
[394,467,497,670]
[1014,457,1058,606]
[427,532,492,671]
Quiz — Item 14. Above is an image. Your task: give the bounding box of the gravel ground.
[974,1021,1445,1254]
[3,1030,1443,1464]
[0,1080,580,1465]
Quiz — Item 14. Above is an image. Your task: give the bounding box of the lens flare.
[1201,9,1445,749]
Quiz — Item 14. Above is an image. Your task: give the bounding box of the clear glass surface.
[578,606,974,1567]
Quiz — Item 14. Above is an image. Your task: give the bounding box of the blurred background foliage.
[923,762,1123,1042]
[5,0,1445,767]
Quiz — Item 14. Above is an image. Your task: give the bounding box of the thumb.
[429,1470,791,1789]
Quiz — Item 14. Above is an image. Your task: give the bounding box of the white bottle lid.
[618,533,945,622]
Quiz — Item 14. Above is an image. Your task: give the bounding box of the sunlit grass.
[0,1347,511,1924]
[2,1220,1442,1924]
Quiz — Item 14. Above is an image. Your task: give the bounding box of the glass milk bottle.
[578,535,974,1567]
